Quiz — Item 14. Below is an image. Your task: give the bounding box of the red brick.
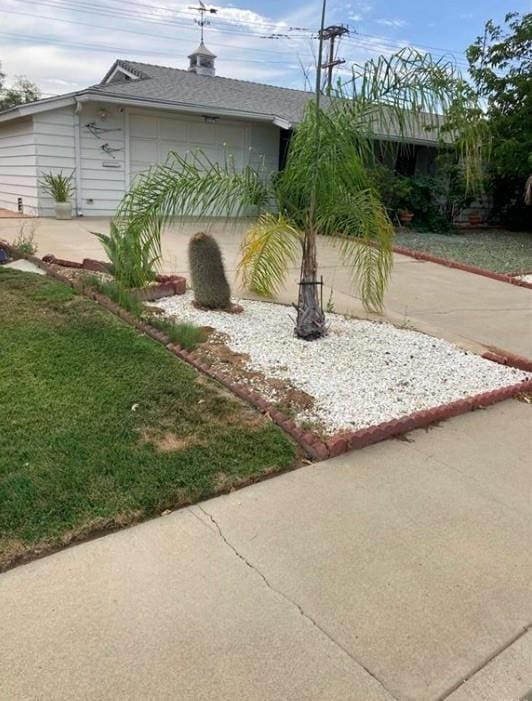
[129,282,175,302]
[326,437,348,457]
[309,442,329,460]
[269,409,286,423]
[82,258,111,273]
[172,277,187,295]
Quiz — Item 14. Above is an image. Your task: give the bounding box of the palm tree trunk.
[295,227,326,340]
[294,0,328,341]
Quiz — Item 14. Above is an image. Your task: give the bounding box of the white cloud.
[375,18,407,28]
[0,0,419,96]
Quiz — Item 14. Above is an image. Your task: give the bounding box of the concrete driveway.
[1,400,530,701]
[1,216,531,700]
[1,216,531,358]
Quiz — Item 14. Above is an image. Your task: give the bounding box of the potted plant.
[39,170,75,220]
[468,209,482,226]
[370,166,415,225]
[398,209,414,224]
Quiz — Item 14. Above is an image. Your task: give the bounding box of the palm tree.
[115,48,485,340]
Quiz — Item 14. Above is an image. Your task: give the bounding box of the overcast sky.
[0,0,527,97]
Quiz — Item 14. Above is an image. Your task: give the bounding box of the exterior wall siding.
[77,104,126,216]
[1,104,280,218]
[0,117,38,213]
[34,107,76,216]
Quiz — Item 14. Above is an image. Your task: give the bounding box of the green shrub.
[188,232,231,309]
[92,222,158,289]
[370,166,454,232]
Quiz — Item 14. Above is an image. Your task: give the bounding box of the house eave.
[0,94,80,123]
[76,91,292,127]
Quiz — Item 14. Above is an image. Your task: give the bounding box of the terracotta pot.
[468,211,481,226]
[399,210,414,225]
[55,201,72,220]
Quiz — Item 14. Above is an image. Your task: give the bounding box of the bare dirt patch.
[196,330,316,417]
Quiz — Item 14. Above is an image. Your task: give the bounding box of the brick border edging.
[481,350,532,373]
[2,241,531,463]
[40,254,186,298]
[323,379,532,457]
[392,243,532,290]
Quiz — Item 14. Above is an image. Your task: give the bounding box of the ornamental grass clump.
[39,170,74,202]
[188,232,231,309]
[93,222,158,290]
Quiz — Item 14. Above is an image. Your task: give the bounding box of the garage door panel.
[188,122,218,146]
[128,114,250,185]
[216,123,244,148]
[130,139,158,164]
[158,140,190,163]
[159,117,188,141]
[130,115,158,139]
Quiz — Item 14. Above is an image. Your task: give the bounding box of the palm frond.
[115,149,271,274]
[337,48,488,192]
[238,213,303,297]
[328,190,394,311]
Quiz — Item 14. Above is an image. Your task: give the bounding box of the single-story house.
[0,44,440,217]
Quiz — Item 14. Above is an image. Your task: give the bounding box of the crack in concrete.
[195,504,400,701]
[435,624,532,701]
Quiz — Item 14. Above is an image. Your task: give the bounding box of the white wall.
[34,107,76,216]
[34,104,127,216]
[77,104,126,216]
[0,104,280,218]
[248,122,279,176]
[0,117,38,214]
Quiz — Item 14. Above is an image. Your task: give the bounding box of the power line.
[0,7,311,59]
[5,0,310,38]
[343,32,469,68]
[0,30,308,65]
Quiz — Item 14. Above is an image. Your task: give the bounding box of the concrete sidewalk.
[1,216,531,358]
[1,400,531,701]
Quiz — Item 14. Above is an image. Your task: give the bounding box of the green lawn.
[0,269,295,569]
[394,229,532,274]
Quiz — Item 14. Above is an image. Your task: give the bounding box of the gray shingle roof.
[94,60,314,125]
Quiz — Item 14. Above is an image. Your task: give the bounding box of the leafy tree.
[466,12,532,228]
[115,49,484,339]
[0,63,41,111]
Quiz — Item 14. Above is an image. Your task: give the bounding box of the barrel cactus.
[188,232,231,309]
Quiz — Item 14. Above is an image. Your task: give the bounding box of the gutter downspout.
[74,99,83,216]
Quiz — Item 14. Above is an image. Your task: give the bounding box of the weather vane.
[188,1,217,43]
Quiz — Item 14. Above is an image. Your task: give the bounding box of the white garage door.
[129,113,250,183]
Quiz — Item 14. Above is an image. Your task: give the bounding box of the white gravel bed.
[155,292,530,434]
[516,273,532,284]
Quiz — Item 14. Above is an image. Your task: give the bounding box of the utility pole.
[319,25,349,93]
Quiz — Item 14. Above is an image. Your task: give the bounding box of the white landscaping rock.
[3,259,45,275]
[155,292,531,434]
[516,273,532,284]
